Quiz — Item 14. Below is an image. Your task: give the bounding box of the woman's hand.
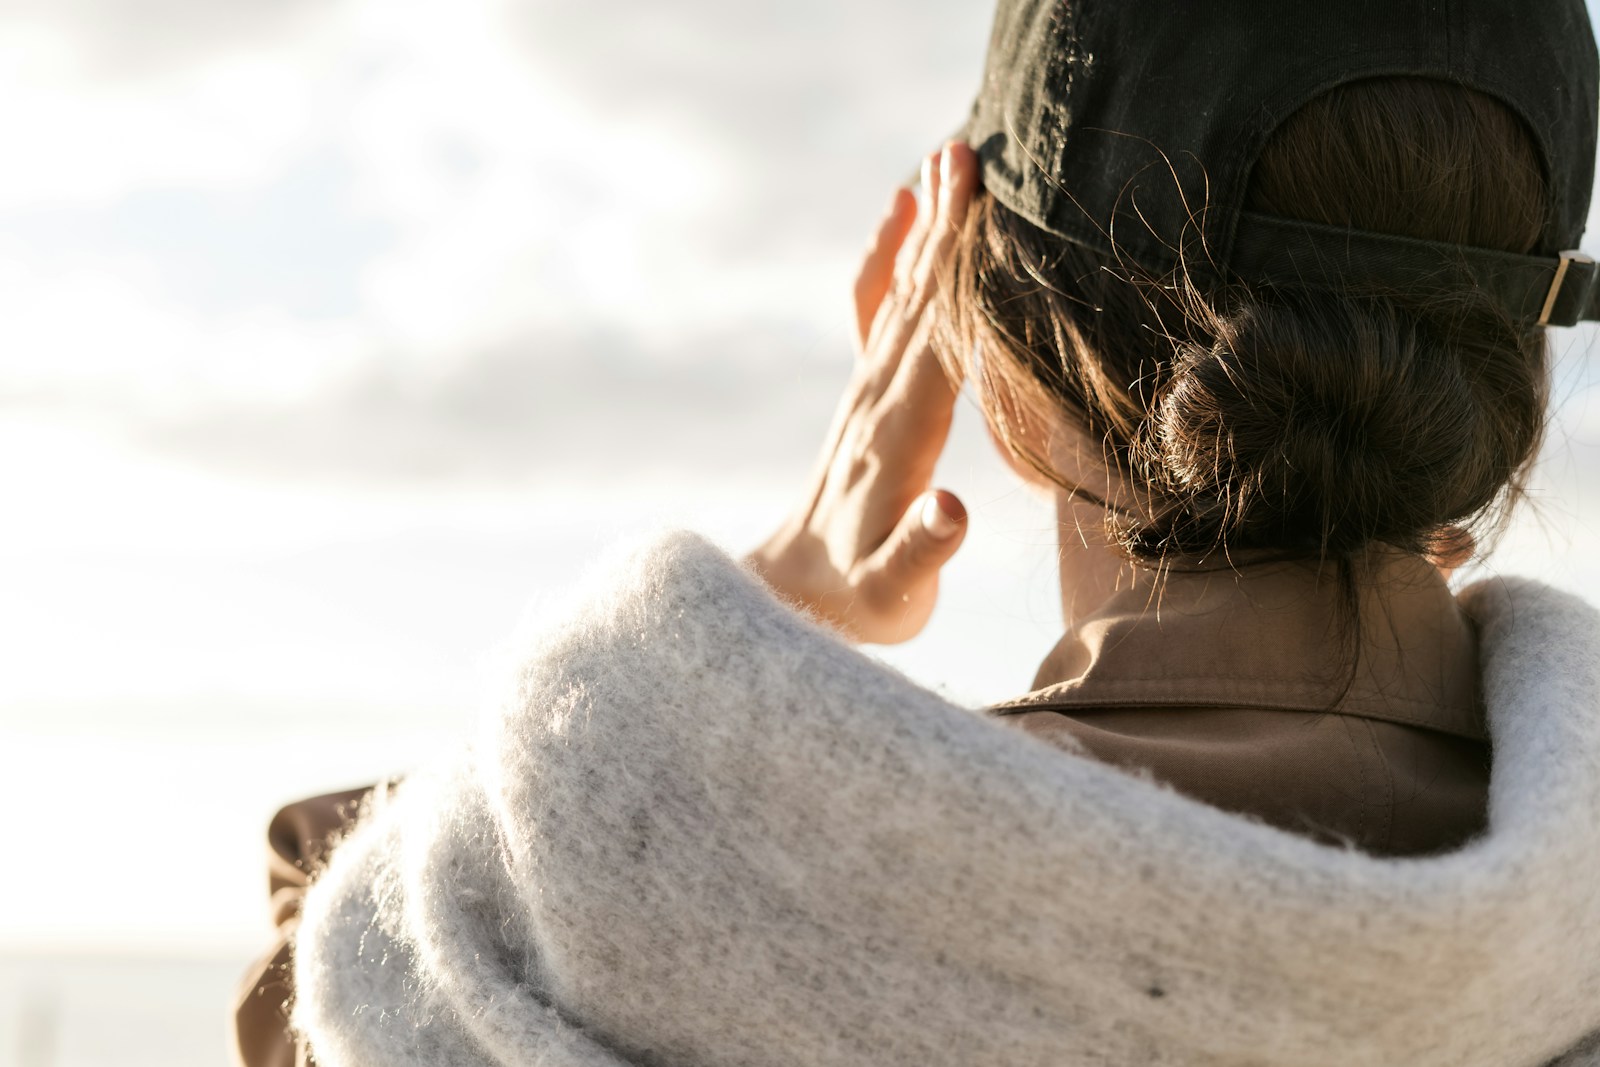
[747,141,977,643]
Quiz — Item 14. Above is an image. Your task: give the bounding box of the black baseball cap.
[962,0,1600,327]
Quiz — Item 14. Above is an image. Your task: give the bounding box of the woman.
[237,1,1600,1064]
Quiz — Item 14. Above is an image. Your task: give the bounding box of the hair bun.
[1135,289,1538,560]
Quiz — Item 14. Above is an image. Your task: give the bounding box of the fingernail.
[920,493,963,540]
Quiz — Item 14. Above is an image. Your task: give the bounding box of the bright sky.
[0,0,1596,959]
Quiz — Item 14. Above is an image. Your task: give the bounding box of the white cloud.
[0,16,332,209]
[0,0,945,422]
[0,235,374,409]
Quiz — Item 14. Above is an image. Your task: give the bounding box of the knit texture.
[294,532,1600,1067]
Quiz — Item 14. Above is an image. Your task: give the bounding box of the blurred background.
[0,1,1594,1064]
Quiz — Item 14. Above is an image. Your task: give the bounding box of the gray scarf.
[294,533,1600,1066]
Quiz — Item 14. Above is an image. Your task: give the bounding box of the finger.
[853,187,918,351]
[857,489,968,612]
[938,141,977,231]
[852,148,943,405]
[873,143,977,360]
[862,143,978,400]
[889,149,944,297]
[858,147,947,382]
[884,329,961,445]
[909,141,978,297]
[875,318,960,482]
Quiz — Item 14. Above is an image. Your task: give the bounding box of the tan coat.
[234,787,371,1067]
[994,549,1487,856]
[233,550,1486,1065]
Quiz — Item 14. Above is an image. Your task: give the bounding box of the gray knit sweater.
[294,532,1600,1066]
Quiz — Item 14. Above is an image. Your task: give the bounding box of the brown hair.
[938,77,1550,569]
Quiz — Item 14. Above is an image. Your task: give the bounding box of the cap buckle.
[1538,250,1596,327]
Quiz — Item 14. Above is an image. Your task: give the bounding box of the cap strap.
[1538,250,1598,326]
[1228,212,1599,328]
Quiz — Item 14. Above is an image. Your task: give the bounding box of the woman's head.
[938,76,1551,568]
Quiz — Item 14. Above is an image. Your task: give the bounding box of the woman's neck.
[1037,420,1142,632]
[1054,491,1137,632]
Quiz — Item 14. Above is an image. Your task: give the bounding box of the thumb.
[860,489,968,610]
